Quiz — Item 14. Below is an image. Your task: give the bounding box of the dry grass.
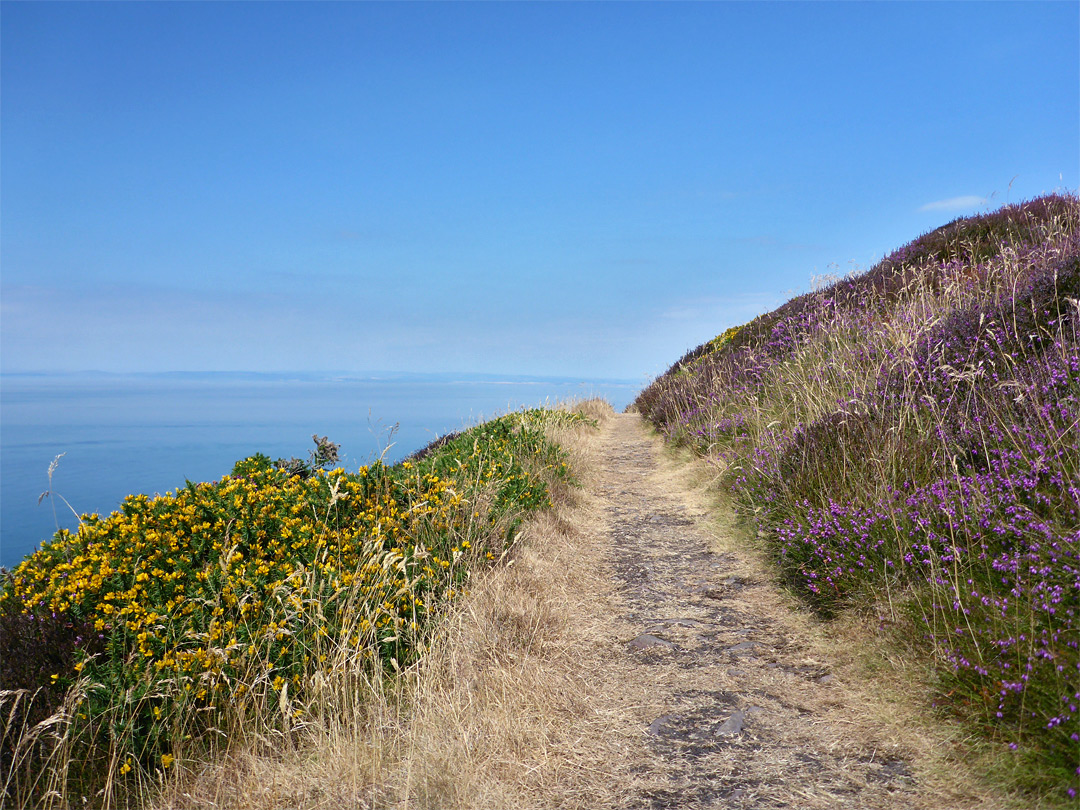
[153,399,638,810]
[385,398,639,809]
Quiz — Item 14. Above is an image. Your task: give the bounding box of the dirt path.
[580,412,935,809]
[147,407,980,810]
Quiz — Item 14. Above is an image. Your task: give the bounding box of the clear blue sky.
[2,1,1077,383]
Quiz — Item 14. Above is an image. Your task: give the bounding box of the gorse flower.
[0,407,588,802]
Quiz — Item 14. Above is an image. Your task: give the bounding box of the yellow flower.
[161,753,175,768]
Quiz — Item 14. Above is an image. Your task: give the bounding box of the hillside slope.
[633,194,1080,804]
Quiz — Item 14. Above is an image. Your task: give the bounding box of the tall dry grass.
[154,398,622,810]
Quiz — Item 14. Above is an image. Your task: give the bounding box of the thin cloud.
[918,195,987,213]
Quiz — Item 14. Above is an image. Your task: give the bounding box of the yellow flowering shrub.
[708,324,742,353]
[1,407,587,800]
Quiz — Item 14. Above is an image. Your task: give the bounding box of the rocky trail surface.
[575,412,946,810]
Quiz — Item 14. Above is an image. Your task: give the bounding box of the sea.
[0,372,639,570]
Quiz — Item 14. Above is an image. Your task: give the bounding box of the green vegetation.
[5,194,1079,807]
[1,407,590,808]
[634,193,1080,804]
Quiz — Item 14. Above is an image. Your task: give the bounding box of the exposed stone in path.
[587,413,929,809]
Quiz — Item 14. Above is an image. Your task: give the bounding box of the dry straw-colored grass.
[154,399,633,810]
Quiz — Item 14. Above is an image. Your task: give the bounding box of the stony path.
[585,413,930,810]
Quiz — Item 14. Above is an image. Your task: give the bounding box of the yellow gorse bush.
[708,324,742,353]
[9,466,449,684]
[1,407,586,797]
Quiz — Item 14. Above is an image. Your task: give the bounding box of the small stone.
[727,641,756,655]
[716,710,745,736]
[647,713,676,735]
[817,674,834,685]
[628,633,675,650]
[727,668,747,677]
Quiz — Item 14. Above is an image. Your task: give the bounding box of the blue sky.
[2,2,1077,383]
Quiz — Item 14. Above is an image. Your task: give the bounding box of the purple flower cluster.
[633,194,1080,794]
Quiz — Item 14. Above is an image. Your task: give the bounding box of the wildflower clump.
[1,407,589,806]
[634,194,1080,801]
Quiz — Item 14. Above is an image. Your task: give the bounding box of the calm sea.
[0,372,638,569]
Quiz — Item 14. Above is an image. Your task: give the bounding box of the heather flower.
[633,193,1080,797]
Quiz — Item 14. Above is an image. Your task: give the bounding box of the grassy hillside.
[634,193,1080,803]
[1,407,592,808]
